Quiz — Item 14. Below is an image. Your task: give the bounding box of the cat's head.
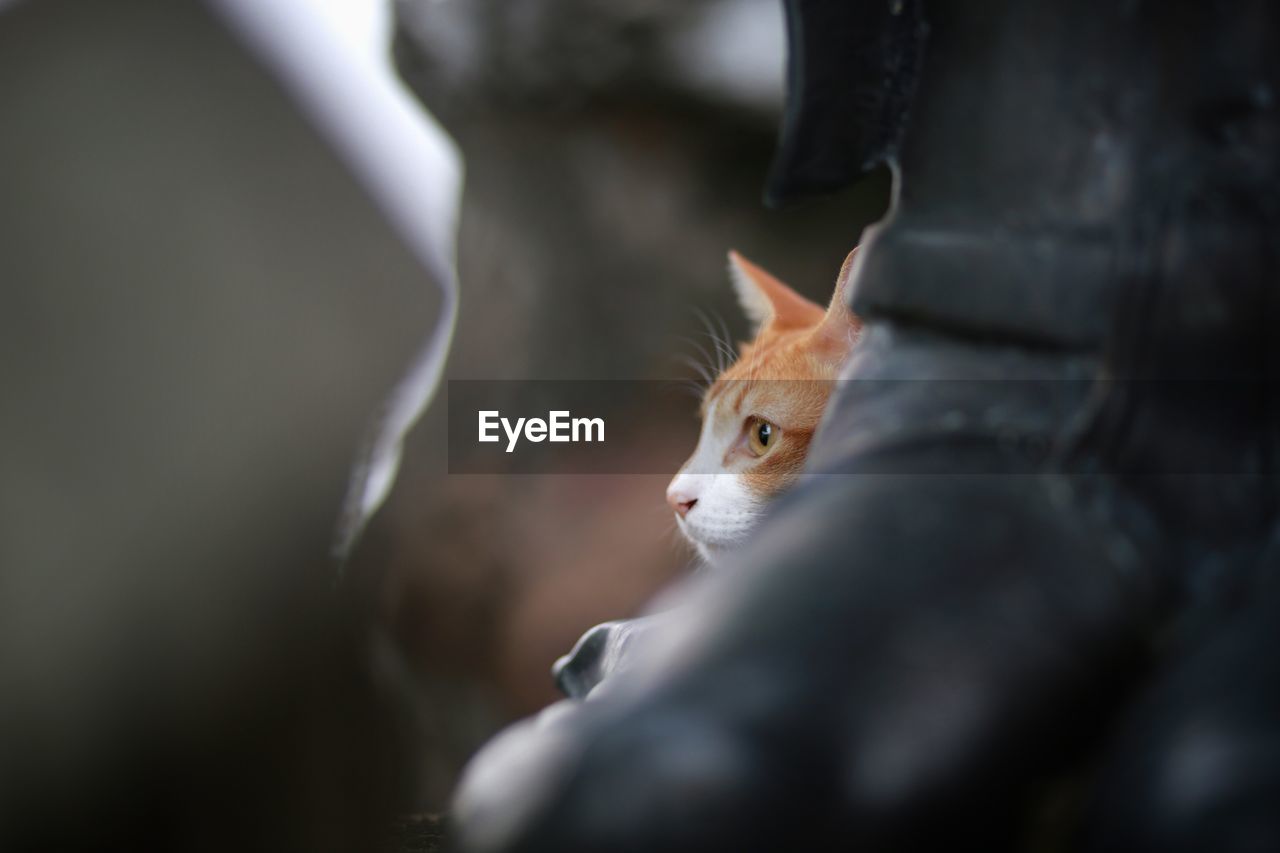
[667,249,861,565]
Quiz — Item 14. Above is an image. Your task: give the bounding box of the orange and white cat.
[667,249,861,564]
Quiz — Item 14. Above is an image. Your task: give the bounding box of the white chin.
[695,541,725,566]
[676,517,747,568]
[697,535,762,569]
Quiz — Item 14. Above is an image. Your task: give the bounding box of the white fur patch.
[666,396,766,566]
[727,255,773,332]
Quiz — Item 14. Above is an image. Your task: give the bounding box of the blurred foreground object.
[451,1,1280,851]
[0,0,458,848]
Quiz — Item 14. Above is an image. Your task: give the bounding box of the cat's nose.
[666,489,697,517]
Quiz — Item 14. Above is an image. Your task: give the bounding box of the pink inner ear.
[811,307,861,358]
[828,249,862,323]
[729,250,825,330]
[833,246,860,308]
[805,247,863,357]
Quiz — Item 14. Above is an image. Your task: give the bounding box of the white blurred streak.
[664,0,785,113]
[207,0,463,561]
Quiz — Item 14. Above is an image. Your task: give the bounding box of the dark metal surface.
[455,0,1280,850]
[766,0,926,205]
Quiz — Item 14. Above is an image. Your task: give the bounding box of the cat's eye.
[746,418,776,457]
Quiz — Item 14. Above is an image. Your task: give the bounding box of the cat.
[667,248,862,564]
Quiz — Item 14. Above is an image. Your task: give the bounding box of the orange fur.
[675,249,861,505]
[666,249,861,563]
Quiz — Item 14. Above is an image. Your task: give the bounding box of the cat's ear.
[727,250,825,333]
[813,246,864,353]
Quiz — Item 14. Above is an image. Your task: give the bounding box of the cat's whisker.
[691,308,719,371]
[664,375,706,398]
[663,519,694,559]
[711,311,737,373]
[697,310,724,373]
[674,336,718,386]
[683,335,718,376]
[693,306,737,375]
[713,336,735,376]
[676,355,714,390]
[680,363,711,394]
[663,350,701,384]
